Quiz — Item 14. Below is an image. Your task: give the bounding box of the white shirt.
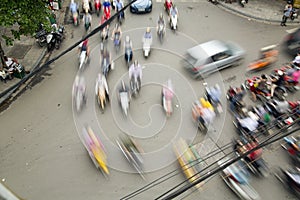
[129,64,142,80]
[293,55,300,64]
[96,74,109,95]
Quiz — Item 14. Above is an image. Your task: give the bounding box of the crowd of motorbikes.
[69,0,180,177]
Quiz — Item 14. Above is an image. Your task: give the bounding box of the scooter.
[82,126,109,176]
[46,32,62,51]
[79,51,88,70]
[100,25,109,41]
[164,0,172,13]
[142,36,152,58]
[113,33,121,53]
[157,23,165,44]
[119,80,130,116]
[72,12,79,26]
[124,46,133,66]
[281,136,300,167]
[101,57,111,78]
[95,77,108,113]
[238,0,247,7]
[169,12,177,31]
[204,83,223,115]
[94,0,101,17]
[130,75,140,98]
[73,76,87,112]
[35,24,48,47]
[218,157,260,200]
[116,136,144,177]
[275,167,300,198]
[162,79,174,117]
[103,6,111,19]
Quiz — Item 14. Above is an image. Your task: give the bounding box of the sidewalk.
[217,0,300,24]
[0,0,298,101]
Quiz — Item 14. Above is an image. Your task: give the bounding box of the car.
[129,0,152,13]
[183,40,245,79]
[282,28,300,56]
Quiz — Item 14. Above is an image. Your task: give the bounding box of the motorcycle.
[157,22,165,44]
[35,24,48,47]
[233,137,269,177]
[244,76,271,102]
[281,136,300,168]
[191,100,216,133]
[101,56,111,78]
[78,50,89,70]
[84,18,91,32]
[82,126,109,175]
[72,75,87,112]
[95,75,109,113]
[46,25,64,52]
[94,0,101,17]
[204,83,223,115]
[72,12,79,26]
[104,6,111,20]
[142,36,152,58]
[226,86,247,117]
[130,74,141,97]
[119,80,130,116]
[207,0,218,5]
[125,47,133,66]
[100,25,109,41]
[169,12,178,31]
[162,79,174,117]
[218,157,260,200]
[164,0,172,13]
[291,8,299,21]
[113,33,121,53]
[116,136,144,177]
[275,167,300,198]
[238,0,247,7]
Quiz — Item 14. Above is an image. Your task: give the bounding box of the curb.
[217,2,300,25]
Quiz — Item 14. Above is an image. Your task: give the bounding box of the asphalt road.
[0,1,299,200]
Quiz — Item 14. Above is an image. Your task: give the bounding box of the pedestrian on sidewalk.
[281,4,292,26]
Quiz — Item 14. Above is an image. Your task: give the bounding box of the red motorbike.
[164,0,173,13]
[103,5,111,20]
[244,76,271,102]
[94,0,101,17]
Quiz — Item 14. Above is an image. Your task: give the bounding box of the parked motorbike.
[162,79,174,117]
[35,24,48,47]
[116,135,144,177]
[238,0,247,7]
[82,126,109,175]
[207,0,218,5]
[94,0,101,17]
[118,80,130,116]
[46,25,64,52]
[218,157,260,200]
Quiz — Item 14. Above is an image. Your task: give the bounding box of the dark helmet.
[261,74,267,80]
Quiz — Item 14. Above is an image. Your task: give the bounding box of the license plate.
[138,8,145,11]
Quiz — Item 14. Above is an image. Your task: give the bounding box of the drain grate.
[7,44,31,59]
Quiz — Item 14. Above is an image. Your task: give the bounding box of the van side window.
[212,52,230,62]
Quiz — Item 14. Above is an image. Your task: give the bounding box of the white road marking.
[286,27,299,34]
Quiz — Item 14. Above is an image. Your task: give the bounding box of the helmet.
[278,70,283,76]
[125,35,130,43]
[159,13,163,20]
[261,74,267,80]
[146,27,150,33]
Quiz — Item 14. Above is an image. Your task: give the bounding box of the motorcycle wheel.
[55,40,61,49]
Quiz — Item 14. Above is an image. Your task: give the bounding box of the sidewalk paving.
[0,0,298,100]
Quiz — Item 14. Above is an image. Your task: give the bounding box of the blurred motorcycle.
[162,79,174,117]
[118,80,130,116]
[72,75,87,112]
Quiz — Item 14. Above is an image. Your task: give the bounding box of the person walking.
[281,4,292,26]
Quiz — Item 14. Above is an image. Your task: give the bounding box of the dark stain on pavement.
[7,44,31,59]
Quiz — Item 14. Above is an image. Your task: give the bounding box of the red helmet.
[83,39,88,46]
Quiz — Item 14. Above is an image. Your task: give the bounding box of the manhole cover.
[7,44,31,59]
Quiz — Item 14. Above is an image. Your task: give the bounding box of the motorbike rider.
[111,23,122,42]
[73,75,87,100]
[169,4,178,17]
[270,70,285,98]
[229,86,246,113]
[292,51,300,67]
[96,73,110,101]
[101,47,112,73]
[115,0,125,18]
[82,0,92,13]
[78,38,90,59]
[83,9,92,31]
[103,0,111,18]
[124,35,133,61]
[70,0,79,16]
[129,60,142,88]
[162,79,174,100]
[157,13,166,35]
[143,27,152,45]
